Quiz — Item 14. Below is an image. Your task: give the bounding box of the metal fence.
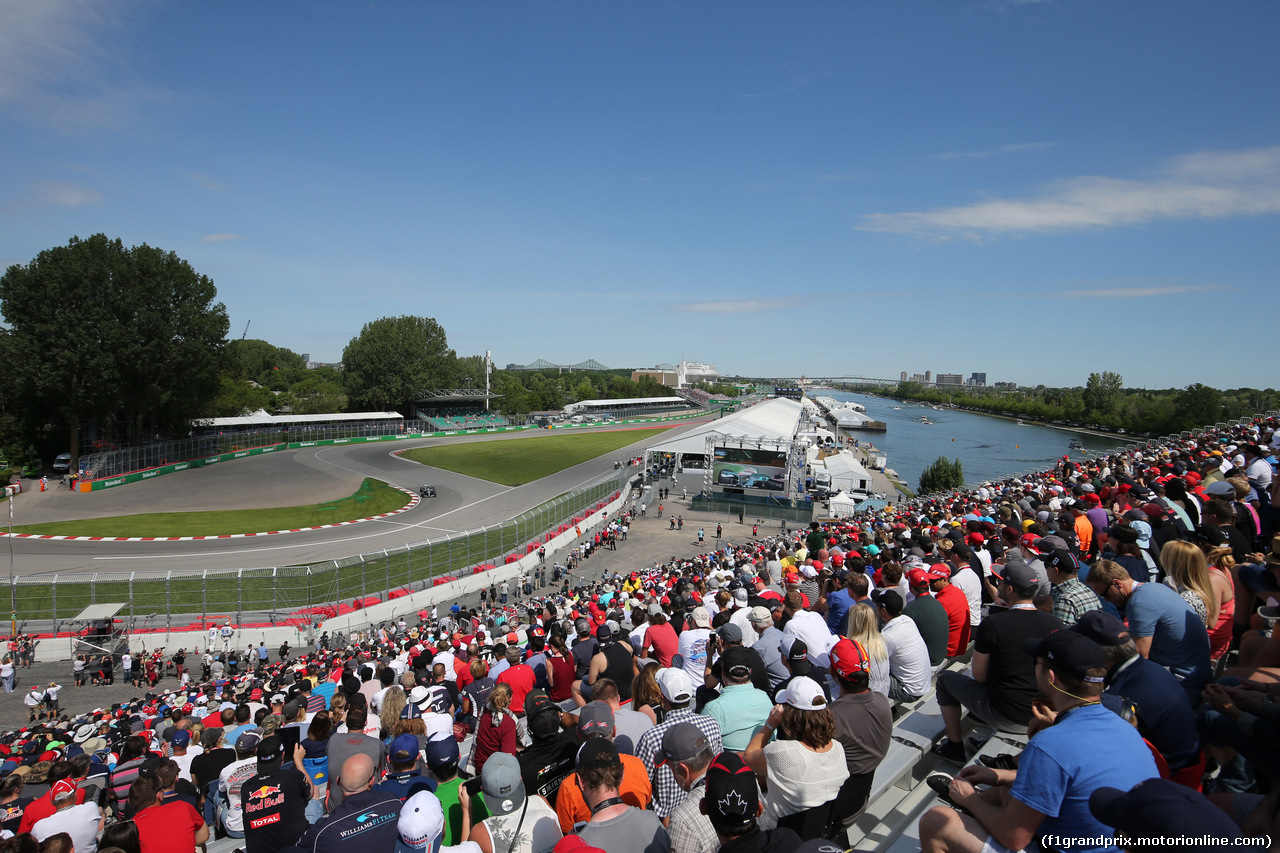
[13,466,632,636]
[78,419,431,480]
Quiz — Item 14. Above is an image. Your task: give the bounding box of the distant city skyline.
[1,3,1275,389]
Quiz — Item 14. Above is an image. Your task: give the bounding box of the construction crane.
[241,320,251,340]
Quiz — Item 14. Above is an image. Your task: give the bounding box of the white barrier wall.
[32,491,627,661]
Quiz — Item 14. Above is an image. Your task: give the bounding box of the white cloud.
[0,0,161,130]
[1056,283,1226,299]
[38,182,103,208]
[201,233,246,243]
[677,299,791,313]
[936,142,1058,160]
[859,145,1280,238]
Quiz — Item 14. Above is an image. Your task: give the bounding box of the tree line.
[846,373,1280,438]
[0,236,694,468]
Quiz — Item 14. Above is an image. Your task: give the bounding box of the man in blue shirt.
[919,629,1158,853]
[824,572,857,635]
[1069,610,1200,775]
[1086,561,1211,707]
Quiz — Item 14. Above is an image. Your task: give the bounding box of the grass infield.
[12,478,409,538]
[400,427,668,486]
[13,475,622,623]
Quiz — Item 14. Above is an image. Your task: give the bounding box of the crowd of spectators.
[0,415,1277,853]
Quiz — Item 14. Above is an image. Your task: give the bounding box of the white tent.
[643,397,804,466]
[816,450,874,494]
[827,492,862,518]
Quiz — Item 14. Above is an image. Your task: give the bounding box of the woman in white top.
[0,656,13,693]
[742,675,850,831]
[846,605,891,698]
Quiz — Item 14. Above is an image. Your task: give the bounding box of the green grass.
[14,475,625,623]
[12,478,408,537]
[401,428,668,485]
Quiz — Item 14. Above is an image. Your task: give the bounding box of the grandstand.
[411,388,507,430]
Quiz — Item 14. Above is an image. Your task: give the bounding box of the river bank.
[848,390,1148,447]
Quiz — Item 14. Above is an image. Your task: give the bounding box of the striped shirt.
[635,708,723,819]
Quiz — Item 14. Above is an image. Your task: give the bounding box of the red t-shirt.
[936,584,972,658]
[547,654,576,702]
[134,800,204,853]
[495,664,536,714]
[643,622,679,668]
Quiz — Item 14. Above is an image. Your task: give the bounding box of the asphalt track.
[5,421,712,577]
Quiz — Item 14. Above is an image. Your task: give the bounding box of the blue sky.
[1,1,1276,390]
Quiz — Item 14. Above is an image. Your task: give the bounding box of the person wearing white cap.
[633,668,723,822]
[741,675,849,831]
[677,608,713,682]
[397,789,482,852]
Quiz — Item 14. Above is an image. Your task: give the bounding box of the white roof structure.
[821,450,875,482]
[567,396,684,412]
[195,411,404,428]
[827,492,862,518]
[643,397,804,457]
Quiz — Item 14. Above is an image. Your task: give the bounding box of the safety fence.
[11,466,633,635]
[74,409,713,488]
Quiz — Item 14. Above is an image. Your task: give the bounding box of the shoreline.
[850,391,1145,446]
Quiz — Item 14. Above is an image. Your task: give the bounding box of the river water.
[817,390,1137,493]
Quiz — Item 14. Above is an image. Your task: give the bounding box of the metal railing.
[77,419,433,480]
[12,466,632,636]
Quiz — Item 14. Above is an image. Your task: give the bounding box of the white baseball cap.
[776,675,827,711]
[397,790,445,850]
[655,667,694,704]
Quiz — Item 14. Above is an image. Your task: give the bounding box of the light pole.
[8,489,14,639]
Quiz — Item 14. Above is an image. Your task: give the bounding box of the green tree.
[225,339,307,386]
[1082,371,1123,423]
[0,235,228,469]
[919,456,964,495]
[342,316,456,412]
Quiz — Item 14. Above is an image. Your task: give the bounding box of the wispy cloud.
[677,299,792,313]
[860,146,1280,238]
[0,0,163,130]
[201,233,245,243]
[936,142,1058,160]
[38,182,103,208]
[1056,283,1227,299]
[186,172,229,191]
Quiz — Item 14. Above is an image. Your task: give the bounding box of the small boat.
[1015,419,1024,426]
[1069,438,1084,449]
[919,416,932,424]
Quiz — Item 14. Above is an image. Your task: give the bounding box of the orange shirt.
[554,751,652,833]
[1074,514,1094,556]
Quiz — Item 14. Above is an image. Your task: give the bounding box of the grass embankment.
[401,428,667,486]
[13,478,408,538]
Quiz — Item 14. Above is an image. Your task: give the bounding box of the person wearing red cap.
[928,567,971,658]
[902,569,949,668]
[828,638,892,830]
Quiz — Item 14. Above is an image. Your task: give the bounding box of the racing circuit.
[6,419,712,578]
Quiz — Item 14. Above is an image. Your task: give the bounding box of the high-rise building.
[936,373,963,386]
[967,372,986,387]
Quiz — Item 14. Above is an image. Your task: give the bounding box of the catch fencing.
[12,466,632,636]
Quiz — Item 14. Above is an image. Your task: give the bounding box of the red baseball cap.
[830,638,870,679]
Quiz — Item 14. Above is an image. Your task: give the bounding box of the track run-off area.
[3,419,711,578]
